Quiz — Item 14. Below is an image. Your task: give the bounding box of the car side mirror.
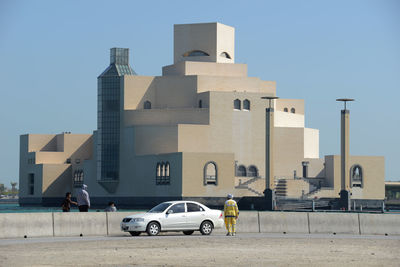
[167,209,173,214]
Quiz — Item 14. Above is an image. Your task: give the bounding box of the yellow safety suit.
[224,199,239,235]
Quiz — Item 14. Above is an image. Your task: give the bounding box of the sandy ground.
[0,233,399,266]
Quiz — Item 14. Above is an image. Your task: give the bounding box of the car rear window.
[187,203,204,212]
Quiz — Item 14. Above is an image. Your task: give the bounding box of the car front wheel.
[200,221,213,235]
[146,222,160,236]
[129,231,141,236]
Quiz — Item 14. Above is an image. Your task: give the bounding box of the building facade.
[19,22,385,208]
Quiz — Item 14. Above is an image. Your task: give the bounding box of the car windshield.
[148,202,172,213]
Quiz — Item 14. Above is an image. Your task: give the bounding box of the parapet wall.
[0,212,399,239]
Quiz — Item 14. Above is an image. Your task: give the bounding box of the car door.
[162,203,188,230]
[185,202,206,229]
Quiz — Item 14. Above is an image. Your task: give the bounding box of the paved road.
[1,232,399,246]
[1,233,399,266]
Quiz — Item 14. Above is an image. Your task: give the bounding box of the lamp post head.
[261,96,279,109]
[336,98,355,110]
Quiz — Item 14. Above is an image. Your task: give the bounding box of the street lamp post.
[336,98,355,210]
[261,96,279,211]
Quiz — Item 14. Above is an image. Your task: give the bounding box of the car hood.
[126,213,148,219]
[125,212,164,219]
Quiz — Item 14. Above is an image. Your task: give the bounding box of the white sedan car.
[121,201,224,236]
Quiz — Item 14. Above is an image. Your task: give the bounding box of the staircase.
[275,179,287,197]
[235,177,263,196]
[235,177,323,199]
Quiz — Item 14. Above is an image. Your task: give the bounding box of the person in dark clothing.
[62,192,77,212]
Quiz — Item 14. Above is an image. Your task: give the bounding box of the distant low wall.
[0,211,399,239]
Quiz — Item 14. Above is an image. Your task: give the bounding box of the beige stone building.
[19,22,385,208]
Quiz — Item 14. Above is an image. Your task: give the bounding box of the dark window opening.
[28,173,34,195]
[183,50,210,57]
[237,165,247,177]
[247,166,258,177]
[234,99,241,110]
[243,99,250,110]
[220,52,231,59]
[144,101,152,109]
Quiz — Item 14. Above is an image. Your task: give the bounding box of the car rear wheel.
[129,231,141,236]
[200,221,213,235]
[183,230,194,235]
[146,222,160,236]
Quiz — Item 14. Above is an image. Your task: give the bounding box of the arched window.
[204,161,217,185]
[290,108,295,113]
[165,162,170,177]
[161,162,165,177]
[237,165,247,177]
[220,52,231,59]
[156,162,170,185]
[243,99,250,110]
[198,100,202,108]
[284,107,288,112]
[183,50,210,57]
[144,101,152,109]
[350,164,363,188]
[156,163,161,178]
[234,99,241,110]
[248,166,258,177]
[73,170,84,187]
[79,170,84,182]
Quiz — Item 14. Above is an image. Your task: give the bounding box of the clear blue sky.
[0,0,399,187]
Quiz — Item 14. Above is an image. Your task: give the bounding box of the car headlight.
[131,218,144,222]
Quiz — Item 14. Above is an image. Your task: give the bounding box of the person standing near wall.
[104,201,117,212]
[61,192,77,212]
[224,194,239,236]
[76,184,90,212]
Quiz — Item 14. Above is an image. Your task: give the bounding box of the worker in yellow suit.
[224,194,239,236]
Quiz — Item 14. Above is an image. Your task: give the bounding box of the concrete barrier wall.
[214,211,259,233]
[308,212,360,234]
[53,213,107,237]
[259,212,309,233]
[0,213,53,239]
[0,212,399,239]
[360,213,400,235]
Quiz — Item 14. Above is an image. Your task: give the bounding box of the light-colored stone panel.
[274,111,305,128]
[0,213,53,238]
[304,128,319,159]
[309,212,359,234]
[259,212,309,233]
[359,213,400,235]
[53,212,107,237]
[214,211,259,233]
